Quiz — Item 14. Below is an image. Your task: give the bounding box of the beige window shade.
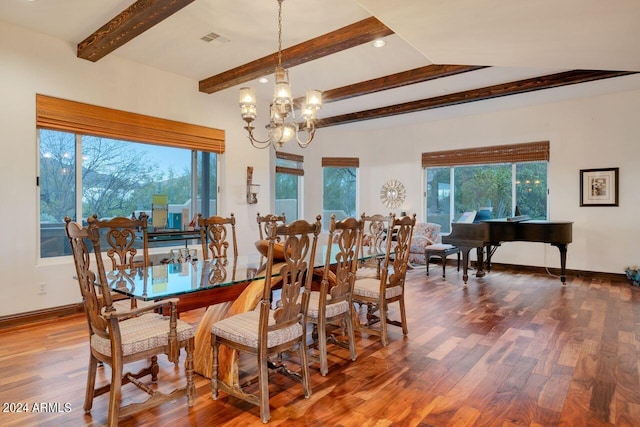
[422,141,549,167]
[276,151,304,176]
[321,157,360,168]
[36,94,225,153]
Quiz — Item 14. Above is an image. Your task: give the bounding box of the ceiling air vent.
[201,32,230,43]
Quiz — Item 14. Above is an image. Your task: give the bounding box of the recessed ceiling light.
[258,77,269,84]
[371,39,386,48]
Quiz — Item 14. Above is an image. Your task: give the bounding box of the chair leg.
[317,315,328,376]
[379,299,389,346]
[107,356,123,427]
[345,315,357,362]
[84,353,99,413]
[185,338,195,407]
[441,255,446,279]
[258,350,270,423]
[299,334,312,399]
[211,335,219,400]
[350,300,362,334]
[150,355,159,381]
[399,296,409,336]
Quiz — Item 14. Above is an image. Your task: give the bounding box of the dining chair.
[308,215,363,376]
[357,213,392,279]
[198,213,238,260]
[210,216,322,423]
[352,213,416,346]
[256,212,286,240]
[87,213,150,310]
[65,217,195,427]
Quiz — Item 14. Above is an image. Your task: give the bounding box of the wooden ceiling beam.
[77,0,195,62]
[198,17,393,94]
[315,70,637,128]
[293,64,487,108]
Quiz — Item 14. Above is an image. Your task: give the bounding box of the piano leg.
[552,243,568,285]
[475,246,486,278]
[459,246,474,287]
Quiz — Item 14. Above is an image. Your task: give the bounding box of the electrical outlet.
[39,282,46,295]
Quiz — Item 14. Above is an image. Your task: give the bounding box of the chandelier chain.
[277,0,283,67]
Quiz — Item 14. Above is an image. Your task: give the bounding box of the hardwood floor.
[1,266,639,426]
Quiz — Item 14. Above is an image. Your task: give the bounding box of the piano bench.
[425,244,461,279]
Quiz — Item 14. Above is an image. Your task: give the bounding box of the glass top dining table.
[106,243,383,302]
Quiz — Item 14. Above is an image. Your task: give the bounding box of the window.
[275,152,304,221]
[39,130,218,258]
[423,142,549,233]
[36,95,223,259]
[322,157,359,230]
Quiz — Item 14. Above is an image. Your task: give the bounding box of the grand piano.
[442,217,573,286]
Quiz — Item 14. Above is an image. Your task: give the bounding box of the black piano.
[442,218,573,285]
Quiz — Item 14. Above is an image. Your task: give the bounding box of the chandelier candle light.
[239,0,322,149]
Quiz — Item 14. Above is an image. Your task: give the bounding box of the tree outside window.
[322,167,357,229]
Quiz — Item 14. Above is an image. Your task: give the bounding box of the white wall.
[2,19,640,317]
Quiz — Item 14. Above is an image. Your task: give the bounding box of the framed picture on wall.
[580,167,619,206]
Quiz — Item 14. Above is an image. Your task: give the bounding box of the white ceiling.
[2,0,640,128]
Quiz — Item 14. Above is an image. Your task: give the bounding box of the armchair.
[407,222,442,265]
[65,218,195,427]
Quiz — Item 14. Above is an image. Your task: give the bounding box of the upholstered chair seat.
[353,277,403,299]
[212,310,303,349]
[90,313,194,357]
[305,292,349,320]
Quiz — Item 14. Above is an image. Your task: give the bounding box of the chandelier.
[239,0,322,150]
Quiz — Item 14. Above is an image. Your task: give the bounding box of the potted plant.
[624,265,640,286]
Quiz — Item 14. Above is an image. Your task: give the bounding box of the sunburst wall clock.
[379,179,406,209]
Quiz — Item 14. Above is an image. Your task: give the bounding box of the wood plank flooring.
[1,267,639,426]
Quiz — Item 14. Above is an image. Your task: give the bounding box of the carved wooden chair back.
[263,216,321,332]
[66,217,195,426]
[309,215,363,375]
[87,213,149,271]
[198,213,238,260]
[211,215,321,423]
[358,213,392,276]
[256,212,286,240]
[382,213,416,289]
[64,218,112,333]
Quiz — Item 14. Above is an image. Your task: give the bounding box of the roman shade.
[421,141,549,167]
[321,157,360,168]
[36,94,225,153]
